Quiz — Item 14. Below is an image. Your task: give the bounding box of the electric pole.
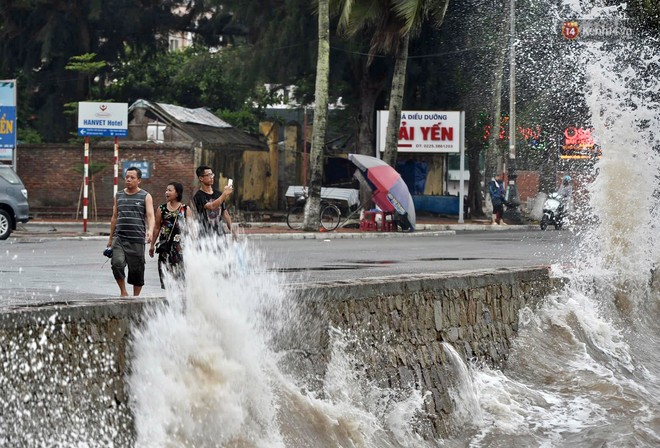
[506,0,522,223]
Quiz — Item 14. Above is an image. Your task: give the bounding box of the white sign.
[78,102,128,137]
[377,110,461,153]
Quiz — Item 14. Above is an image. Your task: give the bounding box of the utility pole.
[505,0,522,223]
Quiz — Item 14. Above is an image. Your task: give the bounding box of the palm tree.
[303,0,331,231]
[334,0,449,166]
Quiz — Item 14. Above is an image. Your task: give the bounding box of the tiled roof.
[129,99,266,151]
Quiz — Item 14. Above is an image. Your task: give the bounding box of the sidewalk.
[11,216,537,240]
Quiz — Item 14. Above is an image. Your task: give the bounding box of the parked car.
[0,165,30,239]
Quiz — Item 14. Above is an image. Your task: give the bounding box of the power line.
[330,43,496,59]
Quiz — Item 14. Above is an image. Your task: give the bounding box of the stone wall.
[292,267,557,438]
[0,299,148,446]
[0,268,558,445]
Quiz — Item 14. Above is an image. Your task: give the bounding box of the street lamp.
[505,0,522,223]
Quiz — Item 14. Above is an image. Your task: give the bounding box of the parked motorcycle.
[540,192,566,230]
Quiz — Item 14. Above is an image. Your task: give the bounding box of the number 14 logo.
[562,21,580,40]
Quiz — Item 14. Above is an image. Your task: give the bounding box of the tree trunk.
[382,33,410,167]
[356,63,387,157]
[355,62,387,208]
[303,0,329,231]
[483,2,509,200]
[467,134,485,218]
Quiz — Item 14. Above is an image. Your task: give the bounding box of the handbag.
[154,240,171,254]
[155,205,181,254]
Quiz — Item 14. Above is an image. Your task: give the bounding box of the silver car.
[0,165,29,239]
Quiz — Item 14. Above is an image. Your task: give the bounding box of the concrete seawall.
[0,267,559,445]
[291,266,559,438]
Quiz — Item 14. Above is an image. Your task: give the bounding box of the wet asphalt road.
[259,230,574,283]
[0,229,575,305]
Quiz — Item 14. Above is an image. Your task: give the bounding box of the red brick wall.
[17,144,196,219]
[16,144,551,220]
[516,170,540,203]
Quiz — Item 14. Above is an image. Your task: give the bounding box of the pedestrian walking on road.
[149,182,191,289]
[106,167,155,297]
[557,174,574,216]
[489,173,507,225]
[193,165,235,238]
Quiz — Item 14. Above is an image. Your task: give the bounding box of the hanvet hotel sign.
[78,102,128,137]
[377,110,461,153]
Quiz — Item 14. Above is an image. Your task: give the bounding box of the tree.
[0,0,212,142]
[65,53,107,100]
[207,0,319,87]
[383,0,449,166]
[484,2,509,187]
[335,0,449,166]
[382,32,410,167]
[303,0,331,231]
[105,47,251,112]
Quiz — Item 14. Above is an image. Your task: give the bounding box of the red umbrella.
[349,153,416,231]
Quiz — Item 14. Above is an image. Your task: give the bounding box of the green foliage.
[63,102,79,117]
[0,0,198,142]
[65,53,107,100]
[208,0,318,85]
[106,47,251,111]
[17,127,43,144]
[65,53,107,75]
[392,0,449,35]
[217,106,264,134]
[3,0,654,152]
[217,83,298,133]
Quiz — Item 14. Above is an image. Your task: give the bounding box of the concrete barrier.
[290,267,558,438]
[0,267,559,444]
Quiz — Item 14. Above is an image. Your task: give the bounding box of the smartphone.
[228,178,233,188]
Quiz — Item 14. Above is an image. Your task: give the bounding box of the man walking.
[489,172,507,225]
[106,167,155,297]
[193,165,234,237]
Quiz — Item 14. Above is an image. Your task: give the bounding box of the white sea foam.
[129,233,436,447]
[453,2,660,444]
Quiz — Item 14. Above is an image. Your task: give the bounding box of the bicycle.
[286,193,342,231]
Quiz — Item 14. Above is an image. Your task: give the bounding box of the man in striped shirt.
[106,167,155,297]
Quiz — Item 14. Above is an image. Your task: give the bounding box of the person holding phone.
[193,165,235,238]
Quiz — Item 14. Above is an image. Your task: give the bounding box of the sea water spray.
[129,229,437,447]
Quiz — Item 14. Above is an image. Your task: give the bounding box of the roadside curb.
[10,221,538,241]
[243,230,458,240]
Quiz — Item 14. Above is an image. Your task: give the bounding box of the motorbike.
[540,192,566,230]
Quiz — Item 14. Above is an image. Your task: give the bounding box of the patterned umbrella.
[349,153,416,231]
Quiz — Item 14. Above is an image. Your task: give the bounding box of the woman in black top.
[149,182,191,289]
